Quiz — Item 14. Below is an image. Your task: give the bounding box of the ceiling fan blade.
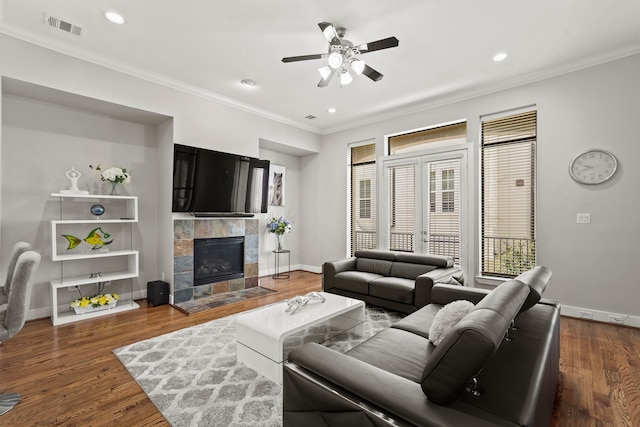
[318,68,337,87]
[356,37,399,54]
[282,54,326,63]
[318,22,341,45]
[362,64,384,82]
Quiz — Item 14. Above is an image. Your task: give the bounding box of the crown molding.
[2,21,638,138]
[0,22,322,135]
[320,45,640,135]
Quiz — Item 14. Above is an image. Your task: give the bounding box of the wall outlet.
[577,213,591,224]
[580,310,593,319]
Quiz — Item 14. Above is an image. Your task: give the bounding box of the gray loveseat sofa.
[323,250,464,314]
[284,266,559,427]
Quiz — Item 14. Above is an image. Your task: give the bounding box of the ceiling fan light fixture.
[351,59,365,75]
[328,51,344,69]
[318,66,332,80]
[340,69,353,85]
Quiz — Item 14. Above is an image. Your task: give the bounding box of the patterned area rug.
[114,305,404,427]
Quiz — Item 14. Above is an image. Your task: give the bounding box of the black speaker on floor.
[147,280,169,306]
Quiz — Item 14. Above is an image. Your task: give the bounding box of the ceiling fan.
[282,22,399,87]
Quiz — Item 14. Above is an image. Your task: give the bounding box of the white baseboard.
[561,305,640,328]
[299,264,322,274]
[258,264,321,278]
[27,306,51,322]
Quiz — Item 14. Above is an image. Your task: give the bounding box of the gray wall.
[1,30,639,325]
[0,34,319,319]
[310,54,640,323]
[1,94,162,315]
[258,148,303,274]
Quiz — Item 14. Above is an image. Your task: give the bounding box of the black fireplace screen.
[193,236,244,286]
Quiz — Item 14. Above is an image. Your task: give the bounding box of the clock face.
[569,149,617,184]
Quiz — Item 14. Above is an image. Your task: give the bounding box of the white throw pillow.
[428,300,475,346]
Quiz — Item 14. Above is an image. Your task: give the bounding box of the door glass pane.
[424,159,461,264]
[388,164,415,252]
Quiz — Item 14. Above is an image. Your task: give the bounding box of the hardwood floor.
[1,271,638,426]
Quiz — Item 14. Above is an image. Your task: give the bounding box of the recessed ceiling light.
[328,107,337,113]
[493,52,508,62]
[105,11,125,25]
[240,79,257,88]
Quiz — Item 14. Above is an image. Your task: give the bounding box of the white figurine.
[60,167,89,194]
[284,291,326,315]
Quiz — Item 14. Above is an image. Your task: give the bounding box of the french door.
[383,149,467,267]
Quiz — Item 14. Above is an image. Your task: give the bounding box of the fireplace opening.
[193,236,244,286]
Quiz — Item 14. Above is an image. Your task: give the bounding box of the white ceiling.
[1,0,639,135]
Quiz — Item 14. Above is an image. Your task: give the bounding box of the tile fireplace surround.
[173,218,259,304]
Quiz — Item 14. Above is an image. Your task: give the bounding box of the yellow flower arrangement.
[70,293,119,309]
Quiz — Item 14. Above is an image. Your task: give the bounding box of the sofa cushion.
[420,280,529,404]
[334,271,382,294]
[354,250,397,261]
[355,258,393,276]
[395,253,453,268]
[389,262,437,280]
[392,304,441,339]
[428,300,475,346]
[346,328,434,383]
[369,277,415,304]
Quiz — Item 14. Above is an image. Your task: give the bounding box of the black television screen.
[172,144,270,215]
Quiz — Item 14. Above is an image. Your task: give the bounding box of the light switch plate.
[577,213,591,224]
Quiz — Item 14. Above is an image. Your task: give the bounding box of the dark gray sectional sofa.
[284,266,559,427]
[323,250,464,314]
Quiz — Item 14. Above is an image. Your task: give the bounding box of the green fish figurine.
[62,227,113,250]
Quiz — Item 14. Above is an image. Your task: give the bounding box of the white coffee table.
[236,292,365,383]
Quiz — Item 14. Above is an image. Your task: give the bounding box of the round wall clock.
[569,149,618,185]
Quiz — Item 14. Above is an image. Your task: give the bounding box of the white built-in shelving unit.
[50,193,140,325]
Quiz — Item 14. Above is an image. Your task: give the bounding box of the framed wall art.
[268,164,285,206]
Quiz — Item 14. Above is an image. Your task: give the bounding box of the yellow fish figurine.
[62,227,113,250]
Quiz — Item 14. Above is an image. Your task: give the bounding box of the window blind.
[481,110,536,277]
[389,122,467,154]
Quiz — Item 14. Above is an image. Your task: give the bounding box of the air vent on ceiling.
[305,115,317,120]
[45,14,82,36]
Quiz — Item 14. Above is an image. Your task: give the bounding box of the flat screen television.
[172,144,270,216]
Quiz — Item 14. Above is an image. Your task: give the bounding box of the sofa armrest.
[285,343,512,427]
[322,257,357,291]
[430,284,490,305]
[414,267,463,308]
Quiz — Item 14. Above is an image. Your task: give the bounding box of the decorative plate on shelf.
[90,204,105,216]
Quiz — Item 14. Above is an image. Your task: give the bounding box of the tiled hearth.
[173,218,259,304]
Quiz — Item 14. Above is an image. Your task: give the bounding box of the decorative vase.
[276,234,284,251]
[110,182,119,195]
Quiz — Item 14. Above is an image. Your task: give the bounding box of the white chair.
[0,242,31,306]
[0,250,41,416]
